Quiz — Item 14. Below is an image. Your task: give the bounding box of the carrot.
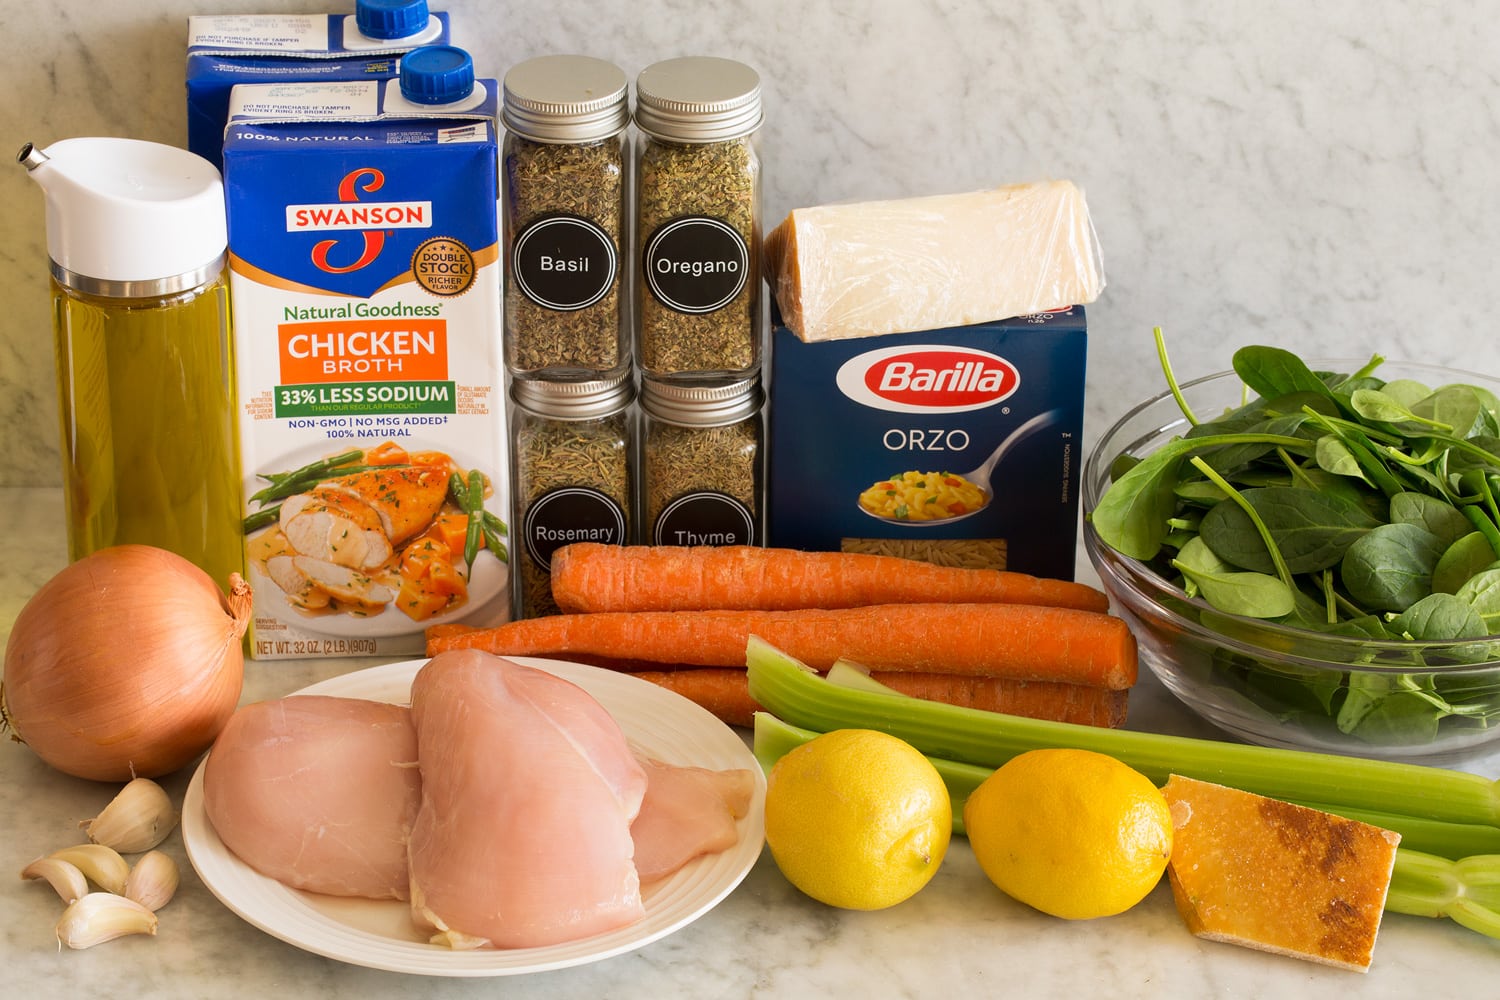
[872,673,1129,728]
[426,602,1138,690]
[627,668,1128,729]
[631,669,761,728]
[548,543,1110,615]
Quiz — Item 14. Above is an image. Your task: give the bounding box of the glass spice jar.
[633,56,763,382]
[639,375,764,547]
[502,55,631,381]
[510,374,636,617]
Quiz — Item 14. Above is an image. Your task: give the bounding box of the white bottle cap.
[20,137,227,297]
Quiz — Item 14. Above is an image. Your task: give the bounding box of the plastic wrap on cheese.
[764,179,1105,343]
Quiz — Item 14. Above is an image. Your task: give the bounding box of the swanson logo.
[834,345,1020,414]
[285,167,433,274]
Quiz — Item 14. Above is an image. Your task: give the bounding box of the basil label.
[513,214,617,312]
[522,486,628,570]
[643,216,749,314]
[652,491,757,547]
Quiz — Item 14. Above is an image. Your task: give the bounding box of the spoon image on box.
[857,409,1062,526]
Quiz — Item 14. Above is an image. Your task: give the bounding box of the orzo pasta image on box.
[767,307,1087,579]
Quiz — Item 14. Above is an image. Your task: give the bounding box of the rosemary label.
[522,485,628,571]
[643,216,749,315]
[512,213,617,312]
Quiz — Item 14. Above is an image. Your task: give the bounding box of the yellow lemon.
[963,748,1171,920]
[764,728,951,910]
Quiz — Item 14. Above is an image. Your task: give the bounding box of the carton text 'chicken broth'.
[224,72,510,659]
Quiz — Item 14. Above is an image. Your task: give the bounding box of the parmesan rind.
[765,179,1105,343]
[1162,774,1401,973]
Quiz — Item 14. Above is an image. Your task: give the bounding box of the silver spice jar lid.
[511,371,635,419]
[639,375,761,426]
[502,55,630,143]
[634,56,762,144]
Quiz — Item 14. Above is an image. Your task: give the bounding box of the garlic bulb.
[54,892,158,949]
[82,777,179,853]
[123,850,179,912]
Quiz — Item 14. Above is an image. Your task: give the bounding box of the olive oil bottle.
[20,138,244,589]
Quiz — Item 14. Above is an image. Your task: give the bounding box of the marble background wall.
[3,0,1498,488]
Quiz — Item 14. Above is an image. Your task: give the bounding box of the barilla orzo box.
[767,306,1087,579]
[223,77,509,659]
[187,9,451,169]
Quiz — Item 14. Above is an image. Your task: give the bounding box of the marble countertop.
[3,484,1498,997]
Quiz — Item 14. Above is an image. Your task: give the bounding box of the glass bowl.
[1083,358,1500,764]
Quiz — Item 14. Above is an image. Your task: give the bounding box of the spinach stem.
[1154,326,1200,426]
[1461,503,1500,561]
[1187,456,1296,590]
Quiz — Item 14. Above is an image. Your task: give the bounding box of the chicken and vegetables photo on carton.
[763,179,1103,579]
[222,47,510,659]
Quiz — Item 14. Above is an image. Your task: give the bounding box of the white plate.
[182,657,767,977]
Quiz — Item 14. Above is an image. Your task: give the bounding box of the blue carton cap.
[356,0,431,41]
[400,45,475,104]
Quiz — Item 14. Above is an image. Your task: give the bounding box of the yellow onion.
[1,545,251,781]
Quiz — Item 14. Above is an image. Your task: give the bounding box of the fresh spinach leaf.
[1340,522,1445,611]
[1433,531,1500,595]
[1350,388,1448,430]
[1199,486,1380,575]
[1314,435,1369,482]
[1456,568,1500,630]
[1231,345,1337,402]
[1171,537,1296,618]
[1391,592,1488,641]
[1389,492,1474,549]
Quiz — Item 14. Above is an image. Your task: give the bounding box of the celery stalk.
[753,710,1500,859]
[1386,851,1500,938]
[745,636,1500,830]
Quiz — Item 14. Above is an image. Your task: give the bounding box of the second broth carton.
[187,2,452,170]
[223,50,509,659]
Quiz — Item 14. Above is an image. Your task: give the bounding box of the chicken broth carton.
[224,65,509,659]
[187,4,452,170]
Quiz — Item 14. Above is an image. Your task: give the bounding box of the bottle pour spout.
[17,142,50,171]
[17,136,227,296]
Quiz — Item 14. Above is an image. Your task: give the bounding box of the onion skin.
[1,544,251,781]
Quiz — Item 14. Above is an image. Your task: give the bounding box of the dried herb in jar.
[502,55,631,379]
[511,376,635,618]
[634,57,764,381]
[640,377,763,546]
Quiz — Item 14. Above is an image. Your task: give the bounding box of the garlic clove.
[20,856,89,904]
[47,844,130,896]
[122,850,179,912]
[81,777,180,854]
[55,892,158,950]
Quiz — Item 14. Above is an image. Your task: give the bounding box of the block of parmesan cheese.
[763,179,1105,343]
[1161,775,1401,973]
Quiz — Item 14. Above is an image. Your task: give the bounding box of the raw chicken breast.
[631,759,756,883]
[407,650,648,948]
[202,696,420,899]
